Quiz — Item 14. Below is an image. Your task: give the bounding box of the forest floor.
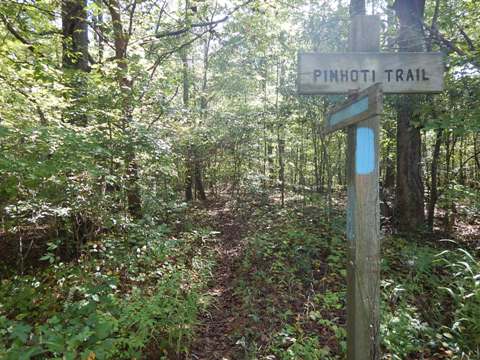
[184,193,479,360]
[186,195,350,359]
[188,198,250,359]
[0,193,478,360]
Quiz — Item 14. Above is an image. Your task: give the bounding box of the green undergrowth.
[381,237,480,359]
[227,198,348,359]
[1,196,478,360]
[0,220,217,359]
[223,195,480,359]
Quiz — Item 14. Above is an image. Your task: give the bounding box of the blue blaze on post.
[329,96,368,126]
[355,127,375,174]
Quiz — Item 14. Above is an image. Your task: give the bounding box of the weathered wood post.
[297,14,443,360]
[322,82,383,359]
[346,15,381,360]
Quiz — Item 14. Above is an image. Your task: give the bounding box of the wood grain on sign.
[324,83,383,134]
[298,52,444,94]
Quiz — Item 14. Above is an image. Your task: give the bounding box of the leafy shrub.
[435,247,480,357]
[381,300,432,359]
[0,224,216,359]
[270,325,332,360]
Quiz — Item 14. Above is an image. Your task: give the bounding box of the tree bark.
[276,60,286,206]
[182,49,193,201]
[62,0,89,126]
[62,0,89,71]
[194,155,207,201]
[384,157,395,189]
[180,0,207,202]
[278,136,285,206]
[312,126,319,192]
[92,1,104,63]
[105,0,142,219]
[185,146,193,201]
[474,134,480,182]
[393,0,426,232]
[427,128,443,231]
[443,132,457,233]
[61,0,93,253]
[193,35,210,202]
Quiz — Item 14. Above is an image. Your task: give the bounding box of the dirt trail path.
[189,200,249,359]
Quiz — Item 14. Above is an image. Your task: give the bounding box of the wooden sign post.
[296,15,444,360]
[325,82,382,360]
[347,18,381,359]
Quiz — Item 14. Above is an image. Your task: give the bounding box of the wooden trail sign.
[324,83,382,360]
[298,52,444,94]
[324,83,383,135]
[296,15,444,360]
[344,16,381,360]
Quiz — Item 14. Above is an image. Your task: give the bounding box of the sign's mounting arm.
[323,83,383,135]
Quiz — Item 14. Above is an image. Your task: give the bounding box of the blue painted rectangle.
[355,127,375,175]
[329,96,368,127]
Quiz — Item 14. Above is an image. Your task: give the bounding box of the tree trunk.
[194,155,207,201]
[267,144,274,184]
[278,136,285,206]
[62,0,93,252]
[312,122,320,192]
[180,0,206,202]
[319,136,326,191]
[459,136,465,185]
[62,0,89,127]
[427,128,443,232]
[62,0,89,71]
[299,122,306,189]
[181,47,194,201]
[92,1,104,63]
[192,35,211,202]
[474,134,480,182]
[185,146,193,201]
[384,157,395,189]
[105,0,142,218]
[393,0,426,232]
[276,59,285,206]
[443,133,457,233]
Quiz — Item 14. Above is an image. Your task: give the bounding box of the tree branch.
[424,24,480,69]
[154,0,255,39]
[0,74,47,124]
[416,11,480,69]
[127,0,137,39]
[0,14,36,54]
[454,149,480,175]
[458,27,476,52]
[87,20,117,52]
[147,85,179,130]
[136,24,218,105]
[426,0,440,51]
